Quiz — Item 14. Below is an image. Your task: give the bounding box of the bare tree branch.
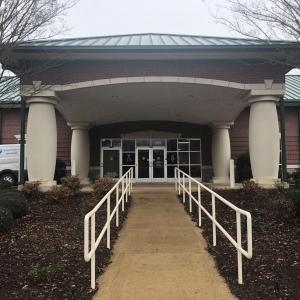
[0,0,78,102]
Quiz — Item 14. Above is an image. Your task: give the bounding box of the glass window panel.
[112,140,121,147]
[190,140,200,151]
[167,152,177,164]
[152,139,166,147]
[123,166,135,177]
[179,165,189,175]
[101,139,111,147]
[178,139,189,151]
[190,152,201,164]
[191,165,201,177]
[122,140,135,151]
[123,152,135,165]
[136,139,150,147]
[179,152,189,164]
[103,150,120,178]
[167,166,176,178]
[167,139,177,151]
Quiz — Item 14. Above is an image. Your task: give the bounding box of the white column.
[211,122,232,184]
[69,123,90,184]
[249,96,280,185]
[26,97,57,186]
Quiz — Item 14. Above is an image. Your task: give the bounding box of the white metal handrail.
[84,168,134,289]
[175,167,252,284]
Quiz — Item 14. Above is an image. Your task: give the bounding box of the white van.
[0,144,24,185]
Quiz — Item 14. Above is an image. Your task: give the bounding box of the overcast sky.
[61,0,238,39]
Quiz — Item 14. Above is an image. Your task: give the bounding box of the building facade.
[4,33,300,186]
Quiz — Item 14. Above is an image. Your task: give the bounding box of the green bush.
[0,190,29,218]
[285,190,300,216]
[236,153,252,182]
[0,181,14,190]
[0,206,14,233]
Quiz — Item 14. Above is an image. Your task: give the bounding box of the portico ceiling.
[56,79,250,126]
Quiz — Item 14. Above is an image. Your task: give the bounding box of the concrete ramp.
[93,184,235,300]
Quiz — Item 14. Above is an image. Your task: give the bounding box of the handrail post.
[174,168,177,191]
[107,195,111,249]
[125,174,128,203]
[236,211,243,284]
[128,171,131,196]
[198,184,201,227]
[212,194,216,246]
[182,174,186,203]
[116,184,119,227]
[178,170,181,195]
[189,177,192,213]
[122,179,125,211]
[91,214,96,289]
[130,168,133,193]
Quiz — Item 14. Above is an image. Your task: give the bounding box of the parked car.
[0,144,66,185]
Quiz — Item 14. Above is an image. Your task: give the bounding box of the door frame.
[135,147,167,182]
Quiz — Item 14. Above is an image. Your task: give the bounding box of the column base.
[24,180,56,192]
[212,177,230,185]
[250,178,280,187]
[80,178,90,185]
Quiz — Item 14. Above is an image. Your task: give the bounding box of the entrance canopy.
[55,76,254,126]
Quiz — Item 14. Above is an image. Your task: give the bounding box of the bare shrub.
[60,176,81,196]
[21,181,41,199]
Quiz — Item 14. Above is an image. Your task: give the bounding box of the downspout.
[19,96,26,186]
[279,97,287,182]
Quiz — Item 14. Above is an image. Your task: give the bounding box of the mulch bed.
[0,192,131,300]
[179,188,300,300]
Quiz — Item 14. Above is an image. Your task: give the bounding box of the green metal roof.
[18,33,296,49]
[284,75,300,102]
[0,77,21,104]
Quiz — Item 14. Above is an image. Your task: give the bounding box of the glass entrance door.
[137,149,150,180]
[152,149,165,179]
[137,148,166,182]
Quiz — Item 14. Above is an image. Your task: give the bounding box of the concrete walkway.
[93,184,235,300]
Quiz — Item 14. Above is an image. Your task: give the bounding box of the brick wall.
[24,60,289,85]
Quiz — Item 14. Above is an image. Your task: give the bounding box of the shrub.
[285,190,300,217]
[0,190,29,218]
[0,181,14,190]
[21,181,40,199]
[28,264,50,280]
[60,176,81,196]
[93,177,115,199]
[46,185,73,204]
[0,206,13,233]
[236,153,252,182]
[241,180,268,203]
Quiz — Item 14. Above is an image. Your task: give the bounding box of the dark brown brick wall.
[24,60,289,85]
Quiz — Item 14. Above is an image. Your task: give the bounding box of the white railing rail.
[175,167,252,284]
[84,168,134,289]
